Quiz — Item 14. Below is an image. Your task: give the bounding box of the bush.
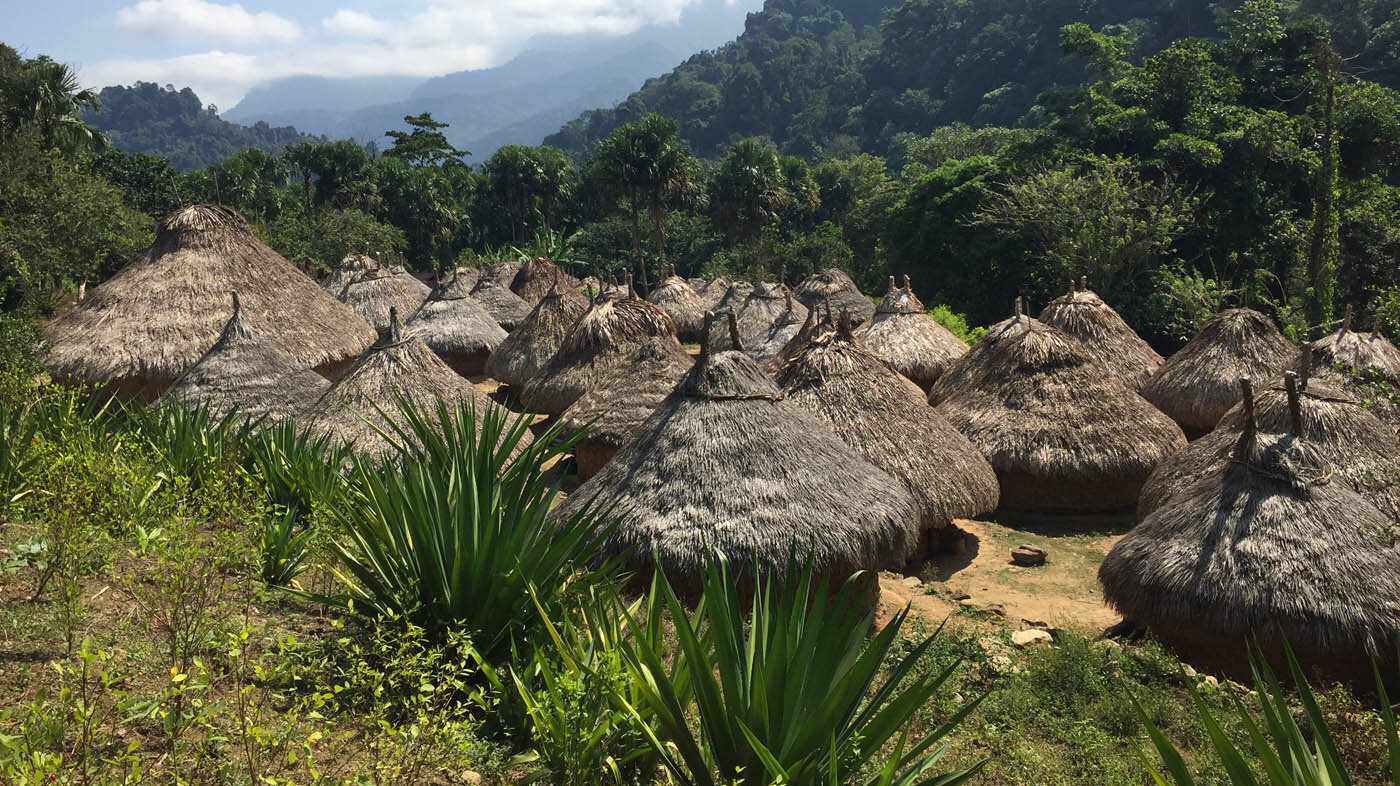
[927,304,986,344]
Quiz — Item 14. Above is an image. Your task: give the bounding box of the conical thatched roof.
[745,292,809,364]
[736,282,809,350]
[388,265,432,300]
[696,275,734,311]
[484,259,521,285]
[161,292,329,420]
[44,205,376,399]
[1141,308,1296,438]
[305,308,526,457]
[1100,424,1400,671]
[794,268,875,325]
[934,320,1186,517]
[772,315,1000,535]
[559,335,694,477]
[510,257,585,309]
[321,253,378,296]
[553,324,923,589]
[1311,306,1400,386]
[646,273,707,341]
[439,266,482,294]
[518,294,677,416]
[470,276,533,331]
[1038,280,1162,391]
[405,274,508,377]
[711,281,753,315]
[338,268,424,334]
[856,276,968,391]
[484,285,589,389]
[687,277,709,291]
[1138,372,1400,520]
[926,298,1042,406]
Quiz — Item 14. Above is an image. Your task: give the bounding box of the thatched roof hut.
[305,308,526,457]
[404,273,509,377]
[321,253,377,296]
[926,298,1042,406]
[1141,308,1296,438]
[744,291,810,365]
[772,314,999,545]
[736,282,809,350]
[388,264,432,300]
[559,335,694,478]
[338,267,424,334]
[510,257,586,310]
[483,259,521,285]
[696,275,734,311]
[160,292,329,420]
[857,276,968,391]
[1038,279,1163,391]
[1100,388,1400,679]
[470,276,533,332]
[553,318,923,593]
[687,277,709,291]
[1311,305,1400,386]
[794,268,875,325]
[646,272,707,342]
[1138,370,1400,520]
[44,205,376,400]
[484,284,589,389]
[711,281,754,315]
[934,320,1186,518]
[439,266,482,294]
[518,294,677,416]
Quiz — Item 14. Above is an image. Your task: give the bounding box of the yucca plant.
[1132,640,1400,786]
[243,419,351,516]
[129,402,258,490]
[258,505,316,587]
[318,397,614,659]
[602,556,986,786]
[0,399,39,514]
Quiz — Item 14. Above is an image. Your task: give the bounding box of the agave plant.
[0,399,39,514]
[243,419,351,517]
[597,556,987,786]
[317,397,614,659]
[1133,641,1400,786]
[128,401,259,490]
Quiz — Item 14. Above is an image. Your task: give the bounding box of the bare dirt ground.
[877,518,1126,635]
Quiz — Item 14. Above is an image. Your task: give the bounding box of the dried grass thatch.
[1038,279,1162,391]
[695,275,733,311]
[483,285,589,389]
[44,205,376,400]
[519,294,677,416]
[321,253,378,296]
[388,265,432,300]
[794,268,875,325]
[337,268,424,334]
[470,276,533,332]
[646,273,708,341]
[1141,308,1296,438]
[405,274,509,376]
[1138,372,1400,520]
[161,292,329,420]
[559,335,694,477]
[1100,421,1400,674]
[553,324,922,591]
[736,282,809,350]
[744,292,809,365]
[857,276,968,391]
[510,257,586,309]
[926,299,1043,406]
[711,281,754,315]
[772,315,1000,537]
[933,320,1186,517]
[305,308,526,457]
[439,266,482,294]
[1311,305,1400,386]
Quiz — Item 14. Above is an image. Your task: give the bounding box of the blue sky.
[8,0,753,111]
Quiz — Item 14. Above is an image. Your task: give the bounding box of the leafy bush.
[598,557,986,786]
[927,304,986,345]
[318,398,613,657]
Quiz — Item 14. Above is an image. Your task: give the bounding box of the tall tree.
[0,48,103,154]
[384,113,468,168]
[708,139,792,253]
[1304,39,1342,335]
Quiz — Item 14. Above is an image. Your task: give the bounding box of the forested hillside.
[83,82,319,170]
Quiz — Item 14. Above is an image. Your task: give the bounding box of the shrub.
[928,304,986,344]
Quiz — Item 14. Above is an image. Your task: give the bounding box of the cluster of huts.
[43,205,1400,678]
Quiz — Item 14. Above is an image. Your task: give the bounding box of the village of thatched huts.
[160,292,330,421]
[552,319,922,596]
[794,268,875,325]
[44,205,377,400]
[305,308,526,457]
[518,294,676,416]
[404,273,508,376]
[933,319,1186,519]
[646,270,707,341]
[558,335,694,478]
[1100,378,1400,680]
[1038,279,1163,391]
[1138,371,1400,520]
[1140,308,1296,438]
[926,298,1042,406]
[857,276,969,391]
[470,275,533,331]
[484,284,589,391]
[771,314,1000,553]
[337,266,424,334]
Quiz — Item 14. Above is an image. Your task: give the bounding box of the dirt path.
[878,518,1125,634]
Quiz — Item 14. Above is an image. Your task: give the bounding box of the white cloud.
[115,0,301,44]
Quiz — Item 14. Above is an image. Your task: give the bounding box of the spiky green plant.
[599,556,986,786]
[1133,641,1400,786]
[317,397,613,658]
[128,402,258,490]
[0,399,38,513]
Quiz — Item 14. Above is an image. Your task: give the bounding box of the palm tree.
[708,138,791,251]
[0,55,104,153]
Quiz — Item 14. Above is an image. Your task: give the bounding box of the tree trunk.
[1304,44,1339,337]
[630,202,648,294]
[650,200,668,271]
